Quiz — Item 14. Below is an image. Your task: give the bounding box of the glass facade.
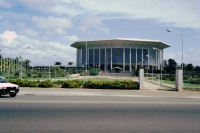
[77,46,159,72]
[89,49,93,64]
[94,49,99,64]
[125,48,130,64]
[131,49,136,65]
[82,49,86,65]
[143,49,148,65]
[100,49,105,64]
[137,49,142,64]
[112,48,123,64]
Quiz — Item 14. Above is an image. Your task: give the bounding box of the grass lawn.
[183,83,200,88]
[79,77,131,82]
[149,78,200,88]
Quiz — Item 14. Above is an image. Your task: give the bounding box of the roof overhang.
[70,38,171,49]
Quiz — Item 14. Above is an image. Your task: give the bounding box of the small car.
[0,76,19,97]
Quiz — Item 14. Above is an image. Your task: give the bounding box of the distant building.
[70,38,170,72]
[33,65,76,72]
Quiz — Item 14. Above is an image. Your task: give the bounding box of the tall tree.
[166,58,177,74]
[194,66,200,71]
[185,63,194,71]
[55,62,61,65]
[163,60,167,71]
[24,59,30,71]
[68,62,73,65]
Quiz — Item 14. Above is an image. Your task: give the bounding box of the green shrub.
[8,79,38,87]
[84,80,139,89]
[62,80,84,88]
[162,76,169,80]
[89,68,101,76]
[28,81,38,87]
[183,75,189,80]
[27,72,31,77]
[8,79,27,87]
[38,80,53,88]
[169,75,175,81]
[53,80,65,85]
[189,78,200,84]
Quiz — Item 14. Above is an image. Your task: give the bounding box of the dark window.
[125,48,130,64]
[131,49,136,64]
[94,49,99,64]
[100,49,105,64]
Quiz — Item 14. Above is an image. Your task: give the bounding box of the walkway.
[131,77,175,91]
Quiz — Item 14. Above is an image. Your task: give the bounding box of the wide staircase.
[99,71,133,78]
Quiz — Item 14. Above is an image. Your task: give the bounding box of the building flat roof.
[70,38,171,49]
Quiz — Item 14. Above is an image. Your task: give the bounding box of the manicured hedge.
[83,80,139,89]
[8,79,139,89]
[184,78,200,84]
[38,80,53,88]
[8,79,38,87]
[62,80,84,88]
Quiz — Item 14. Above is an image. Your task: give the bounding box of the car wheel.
[10,93,17,97]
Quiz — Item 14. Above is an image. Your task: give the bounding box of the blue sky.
[0,0,200,66]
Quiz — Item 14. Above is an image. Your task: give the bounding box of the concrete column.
[156,49,157,69]
[111,48,113,71]
[80,48,82,67]
[142,46,143,66]
[129,47,132,72]
[136,46,137,70]
[99,48,100,69]
[139,67,144,90]
[104,47,106,71]
[93,49,94,67]
[76,49,78,68]
[176,67,183,92]
[123,47,125,72]
[145,46,150,70]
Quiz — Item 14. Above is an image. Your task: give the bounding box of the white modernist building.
[70,38,170,72]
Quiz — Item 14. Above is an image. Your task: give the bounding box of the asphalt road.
[1,88,200,133]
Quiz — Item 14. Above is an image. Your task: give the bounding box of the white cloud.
[78,26,87,31]
[54,28,67,35]
[164,53,175,60]
[99,27,109,34]
[32,16,73,29]
[24,29,38,37]
[61,35,78,43]
[80,17,102,27]
[17,0,56,12]
[189,47,195,51]
[51,0,200,30]
[0,0,14,8]
[0,11,30,21]
[0,30,76,65]
[79,17,109,33]
[0,30,18,44]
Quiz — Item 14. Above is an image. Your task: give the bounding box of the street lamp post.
[49,55,56,80]
[153,47,163,84]
[167,29,183,70]
[20,47,30,79]
[85,29,88,80]
[146,55,153,82]
[143,60,148,80]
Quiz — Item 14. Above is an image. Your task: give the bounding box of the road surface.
[1,88,200,133]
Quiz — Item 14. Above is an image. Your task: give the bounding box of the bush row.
[8,79,139,89]
[184,78,200,84]
[8,79,39,87]
[83,80,138,89]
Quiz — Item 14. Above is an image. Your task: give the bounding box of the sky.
[0,0,200,66]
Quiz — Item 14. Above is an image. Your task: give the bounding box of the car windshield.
[0,77,8,83]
